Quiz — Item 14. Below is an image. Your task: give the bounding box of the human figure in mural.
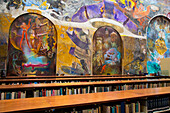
[30,17,43,53]
[101,31,121,74]
[29,29,36,50]
[93,27,121,75]
[20,18,31,50]
[6,0,26,10]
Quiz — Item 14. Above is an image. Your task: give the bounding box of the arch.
[7,13,57,76]
[146,15,170,74]
[92,26,123,75]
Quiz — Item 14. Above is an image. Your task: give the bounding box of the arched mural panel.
[93,26,122,75]
[7,13,57,76]
[147,15,170,74]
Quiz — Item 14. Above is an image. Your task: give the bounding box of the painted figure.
[20,19,31,50]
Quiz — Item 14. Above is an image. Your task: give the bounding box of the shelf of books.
[0,74,141,79]
[0,87,170,113]
[1,74,169,79]
[0,76,169,85]
[0,79,170,100]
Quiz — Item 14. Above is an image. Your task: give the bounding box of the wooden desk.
[0,87,170,113]
[0,97,51,113]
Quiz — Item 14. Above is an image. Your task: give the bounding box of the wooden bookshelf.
[0,79,170,90]
[0,87,170,113]
[1,74,135,79]
[0,76,169,85]
[1,75,169,79]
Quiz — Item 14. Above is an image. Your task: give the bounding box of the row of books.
[0,83,169,100]
[92,83,168,93]
[0,91,26,100]
[147,97,169,112]
[101,98,169,113]
[49,97,170,113]
[0,78,158,85]
[33,88,63,97]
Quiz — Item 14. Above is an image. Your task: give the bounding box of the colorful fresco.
[0,0,169,75]
[147,16,170,74]
[57,27,91,75]
[93,26,122,75]
[123,37,147,74]
[7,13,57,76]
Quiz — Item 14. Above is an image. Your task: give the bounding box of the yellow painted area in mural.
[109,0,135,8]
[39,1,49,10]
[122,36,147,73]
[155,37,167,55]
[27,9,42,14]
[56,25,80,73]
[122,36,134,68]
[0,45,7,57]
[0,13,14,37]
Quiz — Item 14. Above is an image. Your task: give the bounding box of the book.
[102,105,111,113]
[125,104,129,113]
[112,106,116,113]
[34,91,36,97]
[121,102,125,113]
[6,92,11,100]
[60,88,63,95]
[54,89,57,96]
[140,99,147,113]
[18,91,21,98]
[132,103,135,113]
[11,92,15,99]
[21,92,24,99]
[135,101,140,113]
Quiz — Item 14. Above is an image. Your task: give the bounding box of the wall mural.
[93,26,122,75]
[147,16,170,74]
[0,0,169,75]
[7,13,57,76]
[123,37,147,74]
[59,27,91,75]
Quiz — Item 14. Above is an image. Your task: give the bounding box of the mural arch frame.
[92,26,123,75]
[146,15,170,74]
[7,12,58,76]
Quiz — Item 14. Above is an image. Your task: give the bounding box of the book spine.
[121,102,125,113]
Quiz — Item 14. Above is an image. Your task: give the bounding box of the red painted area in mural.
[20,19,31,50]
[22,63,49,70]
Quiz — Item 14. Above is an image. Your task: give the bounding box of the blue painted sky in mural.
[23,43,47,65]
[23,0,50,10]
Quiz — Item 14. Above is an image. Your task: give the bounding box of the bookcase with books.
[1,79,170,100]
[0,74,144,79]
[1,75,169,79]
[0,76,169,85]
[0,87,170,113]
